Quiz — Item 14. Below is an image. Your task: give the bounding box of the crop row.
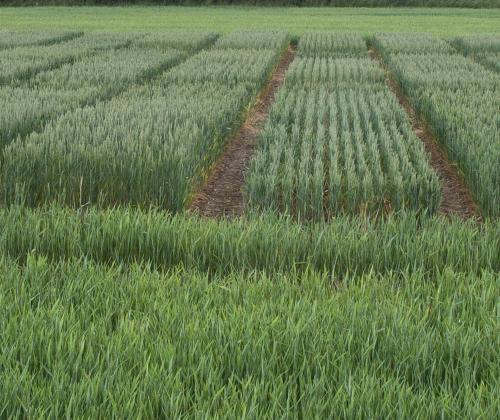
[0,254,498,418]
[0,43,194,151]
[372,32,454,55]
[451,34,500,55]
[373,33,500,217]
[0,31,222,151]
[30,48,184,98]
[161,48,281,88]
[385,52,499,89]
[1,32,288,210]
[297,32,367,57]
[1,83,252,210]
[246,86,440,219]
[1,31,220,88]
[133,31,218,51]
[0,30,82,49]
[451,34,500,74]
[0,32,141,85]
[214,30,288,50]
[0,87,86,151]
[285,56,385,85]
[1,206,499,275]
[475,52,500,73]
[246,32,440,219]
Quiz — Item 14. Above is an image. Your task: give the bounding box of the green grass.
[1,257,498,417]
[1,206,499,276]
[0,23,498,417]
[1,6,500,36]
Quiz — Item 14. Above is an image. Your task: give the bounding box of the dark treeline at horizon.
[2,0,499,9]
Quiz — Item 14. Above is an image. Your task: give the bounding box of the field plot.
[452,34,500,73]
[162,48,281,88]
[0,32,139,86]
[475,52,500,73]
[373,33,500,217]
[285,57,385,85]
[384,52,499,88]
[1,32,288,211]
[246,32,440,220]
[0,87,86,151]
[0,24,499,420]
[214,30,289,50]
[452,34,500,55]
[56,31,141,51]
[372,32,454,55]
[31,48,184,99]
[132,31,218,51]
[0,30,82,49]
[297,32,369,57]
[0,44,83,85]
[0,32,193,152]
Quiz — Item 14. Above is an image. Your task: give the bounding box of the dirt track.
[368,48,481,221]
[189,44,296,218]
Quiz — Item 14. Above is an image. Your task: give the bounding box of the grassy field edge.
[1,6,500,35]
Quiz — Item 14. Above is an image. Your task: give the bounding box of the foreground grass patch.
[0,257,498,417]
[1,206,499,276]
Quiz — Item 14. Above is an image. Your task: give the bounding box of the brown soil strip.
[189,45,296,218]
[368,48,481,221]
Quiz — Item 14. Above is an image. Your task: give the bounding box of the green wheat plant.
[133,31,219,51]
[1,31,286,211]
[297,32,367,57]
[451,34,500,55]
[373,33,500,217]
[285,56,385,86]
[0,206,498,275]
[214,30,289,50]
[0,30,82,49]
[0,257,497,418]
[371,32,454,55]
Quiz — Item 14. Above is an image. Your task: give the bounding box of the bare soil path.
[368,48,481,221]
[189,44,296,218]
